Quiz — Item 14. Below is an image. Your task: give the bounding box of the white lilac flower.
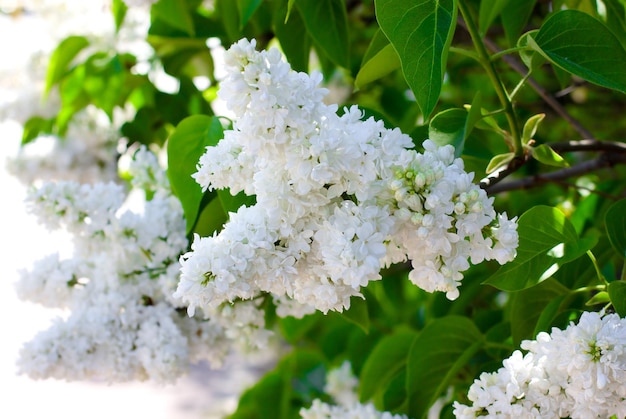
[17,147,272,383]
[176,38,518,316]
[299,399,409,419]
[453,311,626,418]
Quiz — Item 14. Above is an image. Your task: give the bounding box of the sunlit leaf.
[167,115,223,233]
[375,0,458,118]
[484,206,598,291]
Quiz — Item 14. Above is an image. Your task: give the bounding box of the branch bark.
[484,152,626,195]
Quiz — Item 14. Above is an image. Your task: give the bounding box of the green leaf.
[609,281,626,316]
[605,198,626,258]
[479,0,510,35]
[375,0,458,118]
[531,144,569,168]
[484,206,598,291]
[21,116,55,145]
[586,291,611,307]
[340,296,370,334]
[517,30,545,73]
[237,0,262,29]
[152,0,195,36]
[355,30,401,88]
[295,0,349,68]
[272,0,310,72]
[359,328,417,403]
[112,0,128,32]
[521,113,545,145]
[45,35,90,95]
[167,115,224,234]
[532,9,626,93]
[501,0,537,47]
[509,278,568,345]
[407,316,483,419]
[485,152,515,174]
[429,109,468,157]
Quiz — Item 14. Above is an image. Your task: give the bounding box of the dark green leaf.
[608,281,626,316]
[296,0,349,68]
[340,296,370,334]
[429,108,468,157]
[375,0,458,118]
[359,328,416,403]
[237,0,263,29]
[45,35,90,95]
[407,316,483,419]
[152,0,196,36]
[167,115,224,234]
[532,9,626,93]
[501,0,537,47]
[484,206,598,291]
[479,0,510,35]
[273,1,310,72]
[605,198,626,258]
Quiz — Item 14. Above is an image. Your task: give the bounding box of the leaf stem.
[457,2,522,156]
[587,250,609,285]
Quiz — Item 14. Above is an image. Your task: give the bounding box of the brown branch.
[484,152,626,195]
[548,139,626,153]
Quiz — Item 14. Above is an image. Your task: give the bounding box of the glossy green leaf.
[517,30,545,73]
[355,30,401,88]
[273,1,310,72]
[152,0,195,36]
[501,0,537,47]
[605,198,626,258]
[45,35,90,95]
[509,278,568,345]
[479,0,510,35]
[167,115,224,234]
[375,0,458,118]
[485,152,515,174]
[609,281,626,316]
[359,328,416,403]
[532,10,626,93]
[532,144,569,168]
[407,316,483,419]
[484,206,598,291]
[429,108,468,157]
[237,0,262,29]
[295,0,349,68]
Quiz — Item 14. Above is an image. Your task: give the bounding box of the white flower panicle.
[453,311,626,419]
[175,38,518,316]
[16,147,271,383]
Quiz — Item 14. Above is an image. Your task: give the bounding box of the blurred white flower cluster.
[174,39,518,317]
[1,0,153,185]
[299,361,408,419]
[453,311,626,418]
[16,146,272,383]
